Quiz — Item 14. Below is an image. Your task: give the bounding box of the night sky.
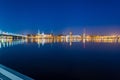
[0,0,120,35]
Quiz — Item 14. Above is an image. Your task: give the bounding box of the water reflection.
[0,38,120,48]
[83,39,86,48]
[27,38,120,47]
[0,39,27,49]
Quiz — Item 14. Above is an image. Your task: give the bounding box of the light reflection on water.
[0,39,27,48]
[0,38,120,48]
[1,38,120,80]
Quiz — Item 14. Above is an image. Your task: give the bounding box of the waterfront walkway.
[0,64,33,80]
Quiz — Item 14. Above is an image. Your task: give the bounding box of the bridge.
[0,30,27,39]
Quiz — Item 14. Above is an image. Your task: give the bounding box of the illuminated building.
[1,29,120,44]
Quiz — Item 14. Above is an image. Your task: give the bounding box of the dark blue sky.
[0,0,120,34]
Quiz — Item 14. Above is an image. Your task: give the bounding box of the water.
[0,39,120,80]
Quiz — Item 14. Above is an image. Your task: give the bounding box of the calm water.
[0,39,120,80]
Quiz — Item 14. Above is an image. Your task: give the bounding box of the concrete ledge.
[0,64,33,80]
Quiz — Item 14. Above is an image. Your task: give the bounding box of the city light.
[0,30,120,46]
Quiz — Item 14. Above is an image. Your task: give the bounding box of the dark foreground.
[0,40,120,80]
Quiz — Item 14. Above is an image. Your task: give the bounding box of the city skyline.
[1,0,120,80]
[0,28,120,36]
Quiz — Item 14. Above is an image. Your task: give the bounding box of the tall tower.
[38,29,40,35]
[70,32,72,38]
[83,28,86,39]
[83,28,86,48]
[69,32,73,46]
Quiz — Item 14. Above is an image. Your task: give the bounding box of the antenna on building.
[83,28,86,38]
[83,28,86,48]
